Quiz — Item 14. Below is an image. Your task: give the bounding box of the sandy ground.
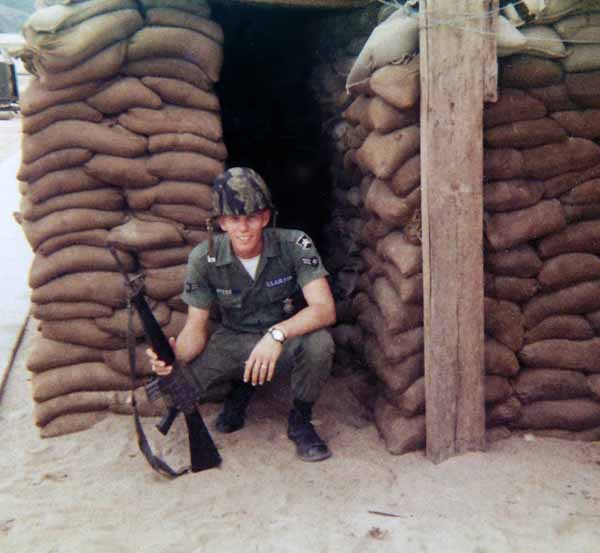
[1,113,600,553]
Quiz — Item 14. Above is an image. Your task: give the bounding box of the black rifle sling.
[126,295,189,478]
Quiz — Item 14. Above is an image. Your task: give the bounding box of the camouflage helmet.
[212,167,273,217]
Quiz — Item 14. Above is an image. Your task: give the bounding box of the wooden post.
[419,0,492,463]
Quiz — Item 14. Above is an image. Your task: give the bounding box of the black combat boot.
[215,381,255,433]
[287,398,331,462]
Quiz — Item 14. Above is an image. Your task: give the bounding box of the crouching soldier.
[148,167,336,462]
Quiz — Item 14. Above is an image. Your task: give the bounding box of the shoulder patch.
[296,234,313,250]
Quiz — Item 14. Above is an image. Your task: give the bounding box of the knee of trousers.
[289,329,335,401]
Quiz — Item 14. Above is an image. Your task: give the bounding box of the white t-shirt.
[238,254,261,280]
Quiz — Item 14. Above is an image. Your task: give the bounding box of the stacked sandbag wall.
[16,0,225,437]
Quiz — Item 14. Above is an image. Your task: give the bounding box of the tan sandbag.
[160,309,188,338]
[32,361,131,402]
[381,263,422,304]
[486,275,538,302]
[515,399,600,431]
[38,229,109,256]
[27,337,104,373]
[554,13,600,40]
[32,301,113,321]
[21,102,102,135]
[389,154,420,196]
[34,391,111,427]
[23,168,106,204]
[365,97,417,134]
[523,281,600,329]
[146,152,224,183]
[141,76,219,111]
[368,56,420,111]
[147,133,227,160]
[84,155,159,189]
[561,45,600,73]
[487,397,522,426]
[525,315,595,344]
[371,277,423,333]
[22,120,148,164]
[32,271,127,308]
[381,327,424,363]
[485,337,519,377]
[144,8,223,43]
[17,148,93,182]
[485,298,524,352]
[484,148,526,180]
[523,138,600,180]
[150,204,212,227]
[21,189,124,222]
[484,179,544,212]
[41,319,125,350]
[122,57,212,91]
[538,220,600,258]
[564,71,600,109]
[140,0,211,15]
[483,88,547,129]
[95,302,171,338]
[40,411,107,438]
[342,96,369,125]
[109,388,167,417]
[518,25,567,59]
[484,118,567,149]
[485,375,513,405]
[20,79,99,116]
[484,199,565,251]
[376,231,421,277]
[499,55,563,88]
[103,344,154,377]
[365,337,423,394]
[585,309,600,333]
[373,397,425,455]
[514,369,590,405]
[528,84,578,111]
[86,77,162,114]
[496,14,527,57]
[119,105,222,141]
[589,375,600,401]
[107,217,184,252]
[126,26,222,83]
[563,203,600,223]
[29,245,135,288]
[561,178,600,205]
[544,163,600,198]
[125,181,213,211]
[520,338,600,371]
[144,265,186,300]
[139,245,193,269]
[393,377,424,416]
[365,179,414,226]
[551,110,600,140]
[538,253,600,290]
[343,125,369,150]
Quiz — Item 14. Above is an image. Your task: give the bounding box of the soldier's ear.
[217,215,229,232]
[259,209,271,228]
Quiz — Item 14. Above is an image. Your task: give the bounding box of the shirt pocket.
[218,293,243,310]
[266,279,297,303]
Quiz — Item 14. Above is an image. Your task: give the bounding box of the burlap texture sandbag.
[22,102,102,135]
[32,271,127,308]
[554,13,600,41]
[19,80,99,117]
[484,179,544,212]
[389,154,420,196]
[38,229,109,256]
[544,163,600,198]
[149,204,212,227]
[146,152,224,183]
[561,45,600,73]
[371,277,423,333]
[343,125,369,150]
[484,199,565,251]
[143,265,186,300]
[86,76,162,114]
[514,399,600,431]
[514,369,590,405]
[485,297,524,352]
[34,391,111,427]
[483,88,547,129]
[140,0,210,15]
[485,275,538,302]
[23,168,107,204]
[144,8,223,43]
[394,377,424,416]
[32,301,113,321]
[342,96,368,125]
[365,179,414,226]
[523,138,600,180]
[537,220,600,258]
[499,55,563,88]
[487,397,522,427]
[118,105,221,141]
[373,397,425,455]
[17,148,92,183]
[485,375,513,405]
[590,375,600,400]
[160,309,188,339]
[528,84,578,112]
[20,189,124,222]
[564,204,600,223]
[524,281,600,329]
[381,263,422,304]
[40,319,125,349]
[32,361,132,402]
[27,337,104,373]
[107,217,184,252]
[364,97,417,133]
[368,56,420,111]
[520,338,600,371]
[122,57,212,91]
[147,133,227,160]
[565,71,600,108]
[22,120,148,164]
[29,245,135,288]
[84,155,159,189]
[525,315,594,344]
[103,344,154,377]
[484,148,526,180]
[95,302,171,338]
[380,327,424,363]
[126,27,222,83]
[376,231,422,277]
[551,110,600,140]
[484,118,567,149]
[40,411,107,438]
[141,76,219,111]
[125,182,213,211]
[537,253,600,290]
[585,309,600,333]
[485,337,519,377]
[561,178,600,205]
[516,25,567,59]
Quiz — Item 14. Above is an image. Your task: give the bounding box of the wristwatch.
[267,326,286,344]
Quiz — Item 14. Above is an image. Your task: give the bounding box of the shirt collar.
[214,228,281,267]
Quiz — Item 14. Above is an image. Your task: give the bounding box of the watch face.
[271,328,285,342]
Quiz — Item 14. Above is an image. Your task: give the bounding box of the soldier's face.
[219,209,271,259]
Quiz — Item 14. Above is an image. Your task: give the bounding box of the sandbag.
[516,25,567,59]
[146,152,224,182]
[523,138,600,179]
[144,8,223,43]
[389,154,420,196]
[373,397,425,455]
[149,204,212,227]
[125,181,213,211]
[84,155,159,189]
[141,76,219,111]
[537,253,600,290]
[496,14,527,57]
[394,377,424,416]
[528,84,578,111]
[17,148,93,182]
[365,337,423,394]
[126,26,222,82]
[40,411,107,438]
[485,375,513,405]
[537,220,600,258]
[371,277,423,333]
[499,55,563,88]
[147,133,227,160]
[38,229,109,256]
[487,397,522,426]
[560,178,600,204]
[20,79,99,116]
[483,88,547,129]
[520,338,600,371]
[486,275,538,302]
[369,56,420,112]
[514,399,600,431]
[562,203,600,223]
[23,167,106,204]
[565,71,600,108]
[138,245,193,269]
[21,102,102,135]
[139,0,211,15]
[523,281,600,329]
[365,179,415,226]
[485,298,524,352]
[380,327,424,363]
[32,301,113,321]
[484,148,526,180]
[514,369,590,405]
[485,337,519,377]
[543,163,600,198]
[554,13,600,41]
[551,110,600,140]
[27,337,104,373]
[562,45,600,73]
[484,179,544,212]
[484,118,567,149]
[525,315,595,344]
[86,76,162,114]
[40,318,125,349]
[376,232,422,277]
[34,391,111,427]
[107,217,184,252]
[103,344,154,377]
[22,120,148,163]
[122,57,212,91]
[381,264,422,304]
[95,302,171,338]
[484,199,566,251]
[32,271,127,308]
[29,245,135,288]
[342,96,369,125]
[144,265,186,300]
[363,97,415,134]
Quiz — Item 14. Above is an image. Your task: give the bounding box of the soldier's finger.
[243,358,253,383]
[258,362,269,385]
[267,362,276,382]
[146,348,157,360]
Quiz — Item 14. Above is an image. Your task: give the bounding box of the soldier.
[148,167,336,462]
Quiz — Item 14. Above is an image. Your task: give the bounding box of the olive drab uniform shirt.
[181,228,329,333]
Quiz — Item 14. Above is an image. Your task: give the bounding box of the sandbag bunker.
[13,0,600,452]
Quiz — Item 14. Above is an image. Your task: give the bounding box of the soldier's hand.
[244,334,282,386]
[146,337,177,376]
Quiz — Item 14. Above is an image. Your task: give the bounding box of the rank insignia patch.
[296,234,313,250]
[301,257,320,267]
